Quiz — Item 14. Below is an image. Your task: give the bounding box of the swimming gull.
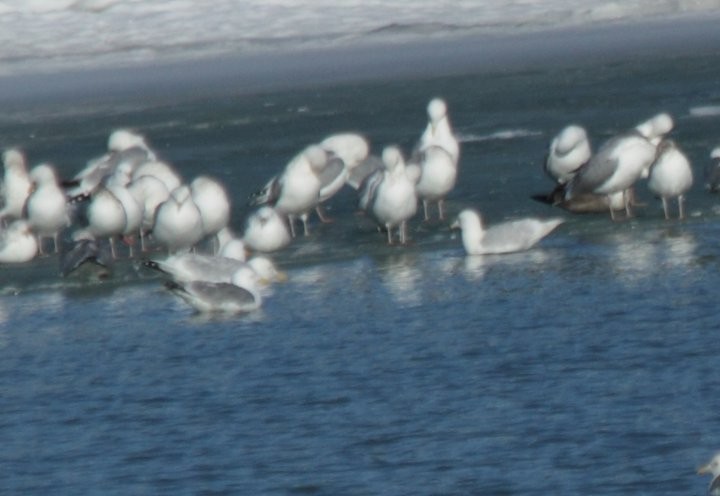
[452,209,564,255]
[242,206,292,253]
[151,185,205,253]
[0,148,32,223]
[25,163,71,254]
[647,139,693,219]
[544,124,592,184]
[358,145,419,245]
[412,97,460,220]
[165,265,262,314]
[0,220,38,263]
[698,452,720,496]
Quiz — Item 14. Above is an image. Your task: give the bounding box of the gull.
[216,227,247,261]
[25,163,71,254]
[315,132,370,220]
[565,113,673,220]
[704,146,720,192]
[242,206,292,253]
[151,185,204,254]
[0,148,32,223]
[60,230,113,278]
[66,129,156,197]
[165,265,262,314]
[85,186,127,258]
[544,124,592,184]
[413,97,460,220]
[565,130,658,220]
[452,209,564,255]
[647,139,693,219]
[131,160,183,193]
[190,175,231,251]
[698,452,720,496]
[0,220,38,263]
[359,146,419,244]
[127,174,171,251]
[145,253,285,286]
[249,145,328,236]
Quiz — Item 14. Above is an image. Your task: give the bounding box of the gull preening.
[544,124,592,185]
[242,206,292,253]
[452,209,564,255]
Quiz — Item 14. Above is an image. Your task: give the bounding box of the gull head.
[427,98,448,124]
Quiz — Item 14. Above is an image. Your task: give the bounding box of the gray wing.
[348,155,383,190]
[60,239,113,277]
[481,219,559,253]
[248,175,280,206]
[357,168,384,212]
[317,156,346,189]
[168,280,257,312]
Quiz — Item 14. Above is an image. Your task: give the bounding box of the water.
[3,32,720,495]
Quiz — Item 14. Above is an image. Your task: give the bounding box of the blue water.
[2,38,720,495]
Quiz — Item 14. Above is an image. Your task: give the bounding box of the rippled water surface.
[2,46,720,494]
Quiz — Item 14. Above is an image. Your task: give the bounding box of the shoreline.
[1,13,720,106]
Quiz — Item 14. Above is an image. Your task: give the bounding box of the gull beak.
[274,270,289,283]
[450,219,460,229]
[698,463,712,475]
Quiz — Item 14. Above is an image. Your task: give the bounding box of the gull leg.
[423,200,430,221]
[623,190,633,218]
[288,215,297,238]
[678,195,685,220]
[386,224,393,245]
[438,200,445,221]
[301,213,310,236]
[608,195,616,221]
[662,197,670,220]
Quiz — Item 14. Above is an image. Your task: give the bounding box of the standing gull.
[544,124,592,185]
[452,209,564,255]
[151,185,204,254]
[249,145,328,237]
[564,114,672,220]
[647,139,693,219]
[190,175,231,252]
[359,146,419,245]
[0,148,32,223]
[25,163,71,254]
[413,97,460,220]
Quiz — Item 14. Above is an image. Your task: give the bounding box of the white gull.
[190,175,231,251]
[647,139,693,219]
[151,185,204,253]
[452,209,564,255]
[359,145,419,245]
[25,163,71,254]
[544,124,592,184]
[698,452,720,496]
[413,97,460,220]
[0,220,38,263]
[242,206,292,253]
[0,148,32,223]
